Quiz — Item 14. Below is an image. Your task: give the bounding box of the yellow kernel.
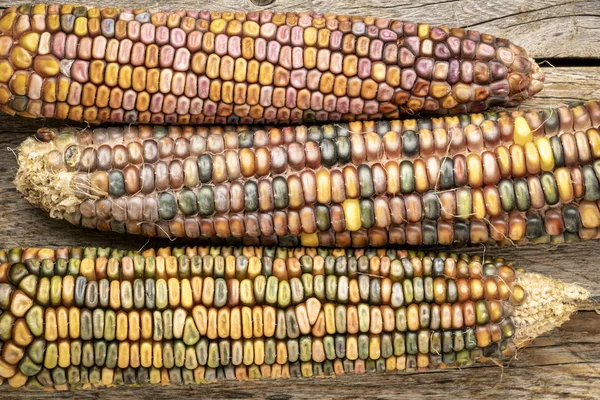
[146,69,159,93]
[132,67,146,92]
[19,32,40,53]
[74,17,88,36]
[10,46,33,69]
[210,19,227,34]
[440,95,458,110]
[324,303,336,335]
[55,103,70,119]
[222,11,235,21]
[222,81,234,104]
[105,63,119,87]
[33,55,60,77]
[304,47,317,70]
[33,4,47,14]
[0,86,10,104]
[47,15,60,32]
[535,137,555,172]
[472,189,486,219]
[300,233,319,247]
[0,60,14,83]
[580,201,600,229]
[555,167,574,203]
[118,65,133,89]
[514,117,533,145]
[303,27,318,46]
[418,24,430,39]
[61,5,74,14]
[333,75,347,97]
[317,29,331,48]
[234,58,247,82]
[7,372,27,388]
[58,340,70,368]
[209,80,222,102]
[242,37,254,60]
[524,142,541,175]
[90,60,105,84]
[11,72,28,96]
[206,54,220,79]
[0,12,17,33]
[243,21,260,38]
[134,91,148,111]
[96,85,110,108]
[88,8,101,18]
[81,83,97,107]
[42,78,56,102]
[247,60,259,84]
[343,55,358,76]
[258,62,274,86]
[83,107,97,122]
[342,199,362,231]
[226,19,242,36]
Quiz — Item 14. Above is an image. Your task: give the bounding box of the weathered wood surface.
[0,0,599,397]
[3,0,600,58]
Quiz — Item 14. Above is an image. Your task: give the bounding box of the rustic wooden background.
[1,0,599,398]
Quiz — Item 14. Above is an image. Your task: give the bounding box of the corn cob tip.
[525,56,545,100]
[505,53,544,106]
[15,135,81,219]
[512,272,589,346]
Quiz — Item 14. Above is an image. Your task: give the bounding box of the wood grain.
[3,0,600,58]
[0,0,599,397]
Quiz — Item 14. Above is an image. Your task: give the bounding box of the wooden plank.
[3,0,600,58]
[0,311,597,399]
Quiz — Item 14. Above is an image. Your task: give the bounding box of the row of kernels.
[1,91,397,122]
[1,98,380,124]
[3,348,503,390]
[1,6,513,49]
[1,329,504,389]
[60,103,598,149]
[2,248,510,284]
[74,167,594,231]
[41,121,600,191]
[73,156,599,211]
[3,250,509,284]
[65,201,600,247]
[23,265,509,312]
[0,299,507,360]
[59,114,599,171]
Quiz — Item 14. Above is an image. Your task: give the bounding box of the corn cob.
[16,101,600,247]
[0,4,544,125]
[0,246,589,390]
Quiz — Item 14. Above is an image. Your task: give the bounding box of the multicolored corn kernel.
[0,246,588,390]
[0,4,544,124]
[15,101,600,247]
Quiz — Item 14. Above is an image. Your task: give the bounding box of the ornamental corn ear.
[15,101,600,247]
[0,246,589,389]
[0,4,544,124]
